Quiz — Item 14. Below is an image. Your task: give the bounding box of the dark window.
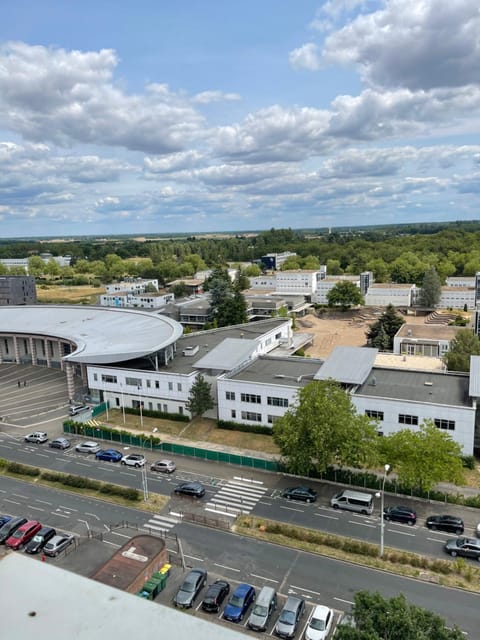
[267,396,289,408]
[241,411,262,422]
[241,393,261,404]
[434,418,455,431]
[226,391,235,401]
[399,414,418,426]
[102,374,117,384]
[366,409,384,420]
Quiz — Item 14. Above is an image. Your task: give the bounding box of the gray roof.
[195,338,257,371]
[356,367,470,407]
[469,356,480,397]
[315,346,378,385]
[227,355,323,387]
[0,305,183,365]
[396,324,461,340]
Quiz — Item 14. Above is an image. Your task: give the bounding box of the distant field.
[36,285,105,304]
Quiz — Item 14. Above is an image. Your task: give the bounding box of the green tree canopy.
[334,591,464,640]
[185,373,214,418]
[419,266,442,307]
[244,263,261,277]
[379,421,464,491]
[273,380,379,476]
[366,304,405,351]
[443,328,480,372]
[327,281,364,310]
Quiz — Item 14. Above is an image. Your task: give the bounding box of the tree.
[28,255,46,277]
[419,267,442,307]
[379,421,464,492]
[216,289,248,327]
[335,591,464,640]
[443,328,480,372]
[273,380,379,476]
[245,263,261,277]
[366,304,405,351]
[327,281,364,310]
[186,374,214,418]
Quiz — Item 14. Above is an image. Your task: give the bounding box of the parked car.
[69,404,89,416]
[95,449,123,462]
[173,568,207,608]
[6,520,42,550]
[201,579,230,613]
[43,534,75,557]
[0,514,12,528]
[24,526,56,554]
[150,459,176,474]
[174,481,205,498]
[274,596,305,638]
[49,437,71,450]
[425,514,464,535]
[75,441,101,454]
[0,516,28,544]
[304,604,334,640]
[444,537,480,561]
[24,432,48,444]
[383,505,417,526]
[282,486,317,503]
[121,453,146,468]
[223,583,256,622]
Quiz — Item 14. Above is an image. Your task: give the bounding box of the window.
[435,418,455,431]
[399,414,418,426]
[93,373,98,381]
[146,380,151,388]
[231,410,236,419]
[168,382,173,391]
[365,410,384,420]
[163,404,168,412]
[155,381,160,389]
[125,377,142,387]
[177,383,182,391]
[226,391,235,401]
[241,411,262,422]
[267,396,288,408]
[101,374,117,384]
[148,402,153,411]
[179,406,183,415]
[267,415,279,424]
[275,332,281,339]
[241,393,261,404]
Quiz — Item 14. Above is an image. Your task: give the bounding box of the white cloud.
[192,90,241,104]
[289,43,322,71]
[144,151,204,173]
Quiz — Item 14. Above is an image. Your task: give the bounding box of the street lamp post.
[137,385,144,428]
[103,380,109,421]
[120,384,126,425]
[378,463,391,558]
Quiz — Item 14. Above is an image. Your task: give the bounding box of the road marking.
[110,531,131,538]
[214,563,240,572]
[280,506,304,512]
[12,493,28,499]
[120,472,136,477]
[258,500,273,506]
[36,499,52,505]
[250,574,279,584]
[4,499,20,505]
[85,512,100,520]
[290,585,321,596]
[184,554,204,562]
[52,512,70,518]
[205,506,238,517]
[0,444,13,449]
[427,537,446,543]
[334,597,354,606]
[59,505,78,512]
[78,519,90,532]
[34,453,49,458]
[96,466,114,472]
[28,505,45,512]
[348,520,376,529]
[74,462,91,467]
[387,528,415,537]
[233,476,264,485]
[103,540,121,548]
[314,513,339,520]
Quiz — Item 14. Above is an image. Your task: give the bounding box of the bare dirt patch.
[300,310,373,359]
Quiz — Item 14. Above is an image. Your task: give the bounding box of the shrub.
[217,420,272,435]
[462,455,476,470]
[124,407,189,422]
[7,461,40,476]
[99,483,140,501]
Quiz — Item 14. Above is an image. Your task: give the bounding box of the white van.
[330,489,374,515]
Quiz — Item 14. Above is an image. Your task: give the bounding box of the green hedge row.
[217,419,273,435]
[124,406,189,422]
[1,458,140,501]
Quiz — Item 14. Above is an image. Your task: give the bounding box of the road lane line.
[34,453,49,458]
[85,512,100,520]
[314,513,339,520]
[214,563,240,572]
[250,574,278,583]
[28,505,45,512]
[348,520,376,529]
[51,512,69,518]
[59,505,78,511]
[36,500,52,505]
[334,597,354,606]
[4,499,20,505]
[74,462,91,467]
[290,585,321,596]
[12,493,28,499]
[387,528,415,536]
[280,506,304,512]
[103,540,121,547]
[184,554,204,562]
[427,537,446,543]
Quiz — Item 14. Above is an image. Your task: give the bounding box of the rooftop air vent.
[424,381,433,386]
[371,376,377,386]
[182,345,199,357]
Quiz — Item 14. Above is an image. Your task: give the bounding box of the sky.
[1,0,480,238]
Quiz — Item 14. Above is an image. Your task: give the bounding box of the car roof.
[284,596,303,607]
[80,441,98,445]
[234,583,253,595]
[182,481,203,488]
[311,604,331,618]
[37,526,55,534]
[53,437,69,442]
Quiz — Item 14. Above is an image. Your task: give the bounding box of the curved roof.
[0,305,183,364]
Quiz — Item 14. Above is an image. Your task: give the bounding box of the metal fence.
[158,441,280,471]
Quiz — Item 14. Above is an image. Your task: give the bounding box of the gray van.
[274,595,305,638]
[330,489,374,515]
[247,585,277,631]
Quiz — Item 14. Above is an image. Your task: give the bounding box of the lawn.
[37,284,105,304]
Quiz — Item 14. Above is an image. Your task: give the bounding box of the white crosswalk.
[143,513,179,533]
[205,477,267,518]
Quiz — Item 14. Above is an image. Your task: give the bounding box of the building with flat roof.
[394,323,463,358]
[0,275,37,305]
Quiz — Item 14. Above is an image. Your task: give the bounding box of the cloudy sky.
[1,0,480,238]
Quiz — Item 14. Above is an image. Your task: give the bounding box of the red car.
[5,520,42,550]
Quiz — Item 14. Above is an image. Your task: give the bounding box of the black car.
[383,505,417,526]
[0,514,12,528]
[425,514,464,535]
[445,537,480,561]
[174,481,206,498]
[173,568,208,608]
[202,579,230,613]
[283,486,317,503]
[24,526,57,554]
[0,516,28,544]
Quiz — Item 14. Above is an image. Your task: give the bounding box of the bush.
[124,407,189,422]
[217,419,272,435]
[99,483,140,501]
[462,455,476,470]
[7,461,40,476]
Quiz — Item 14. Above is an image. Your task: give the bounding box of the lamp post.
[103,380,109,421]
[120,383,126,425]
[378,463,390,558]
[137,385,144,428]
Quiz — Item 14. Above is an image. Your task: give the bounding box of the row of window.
[365,410,455,431]
[226,391,288,407]
[96,373,183,392]
[230,410,278,424]
[114,397,184,414]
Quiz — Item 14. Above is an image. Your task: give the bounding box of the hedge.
[217,419,273,435]
[124,407,189,422]
[6,461,41,477]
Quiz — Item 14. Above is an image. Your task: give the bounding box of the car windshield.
[309,617,326,631]
[253,605,268,616]
[229,595,244,607]
[279,610,295,624]
[31,534,43,543]
[182,579,196,592]
[456,538,467,547]
[11,529,24,539]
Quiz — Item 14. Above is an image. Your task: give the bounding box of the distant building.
[167,279,204,295]
[0,275,37,305]
[359,271,374,296]
[0,254,71,272]
[249,275,277,290]
[100,291,174,309]
[105,279,159,295]
[275,270,320,296]
[260,251,297,270]
[364,283,415,307]
[312,275,360,305]
[437,286,475,310]
[394,324,462,357]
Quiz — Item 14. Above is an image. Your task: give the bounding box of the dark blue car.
[95,449,123,462]
[0,514,12,528]
[223,583,256,623]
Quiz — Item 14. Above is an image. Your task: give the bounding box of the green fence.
[92,402,108,418]
[63,422,163,450]
[158,442,280,471]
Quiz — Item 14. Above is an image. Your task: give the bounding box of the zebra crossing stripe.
[205,479,267,516]
[144,514,178,532]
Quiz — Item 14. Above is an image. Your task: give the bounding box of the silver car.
[274,596,305,638]
[150,459,176,473]
[75,441,101,454]
[25,432,48,444]
[43,534,75,557]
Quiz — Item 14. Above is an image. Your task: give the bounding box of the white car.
[120,454,146,468]
[304,605,334,640]
[24,432,48,444]
[75,441,101,454]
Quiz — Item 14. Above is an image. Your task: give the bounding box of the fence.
[158,441,280,471]
[63,422,163,449]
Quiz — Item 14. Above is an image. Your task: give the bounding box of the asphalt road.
[0,475,477,637]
